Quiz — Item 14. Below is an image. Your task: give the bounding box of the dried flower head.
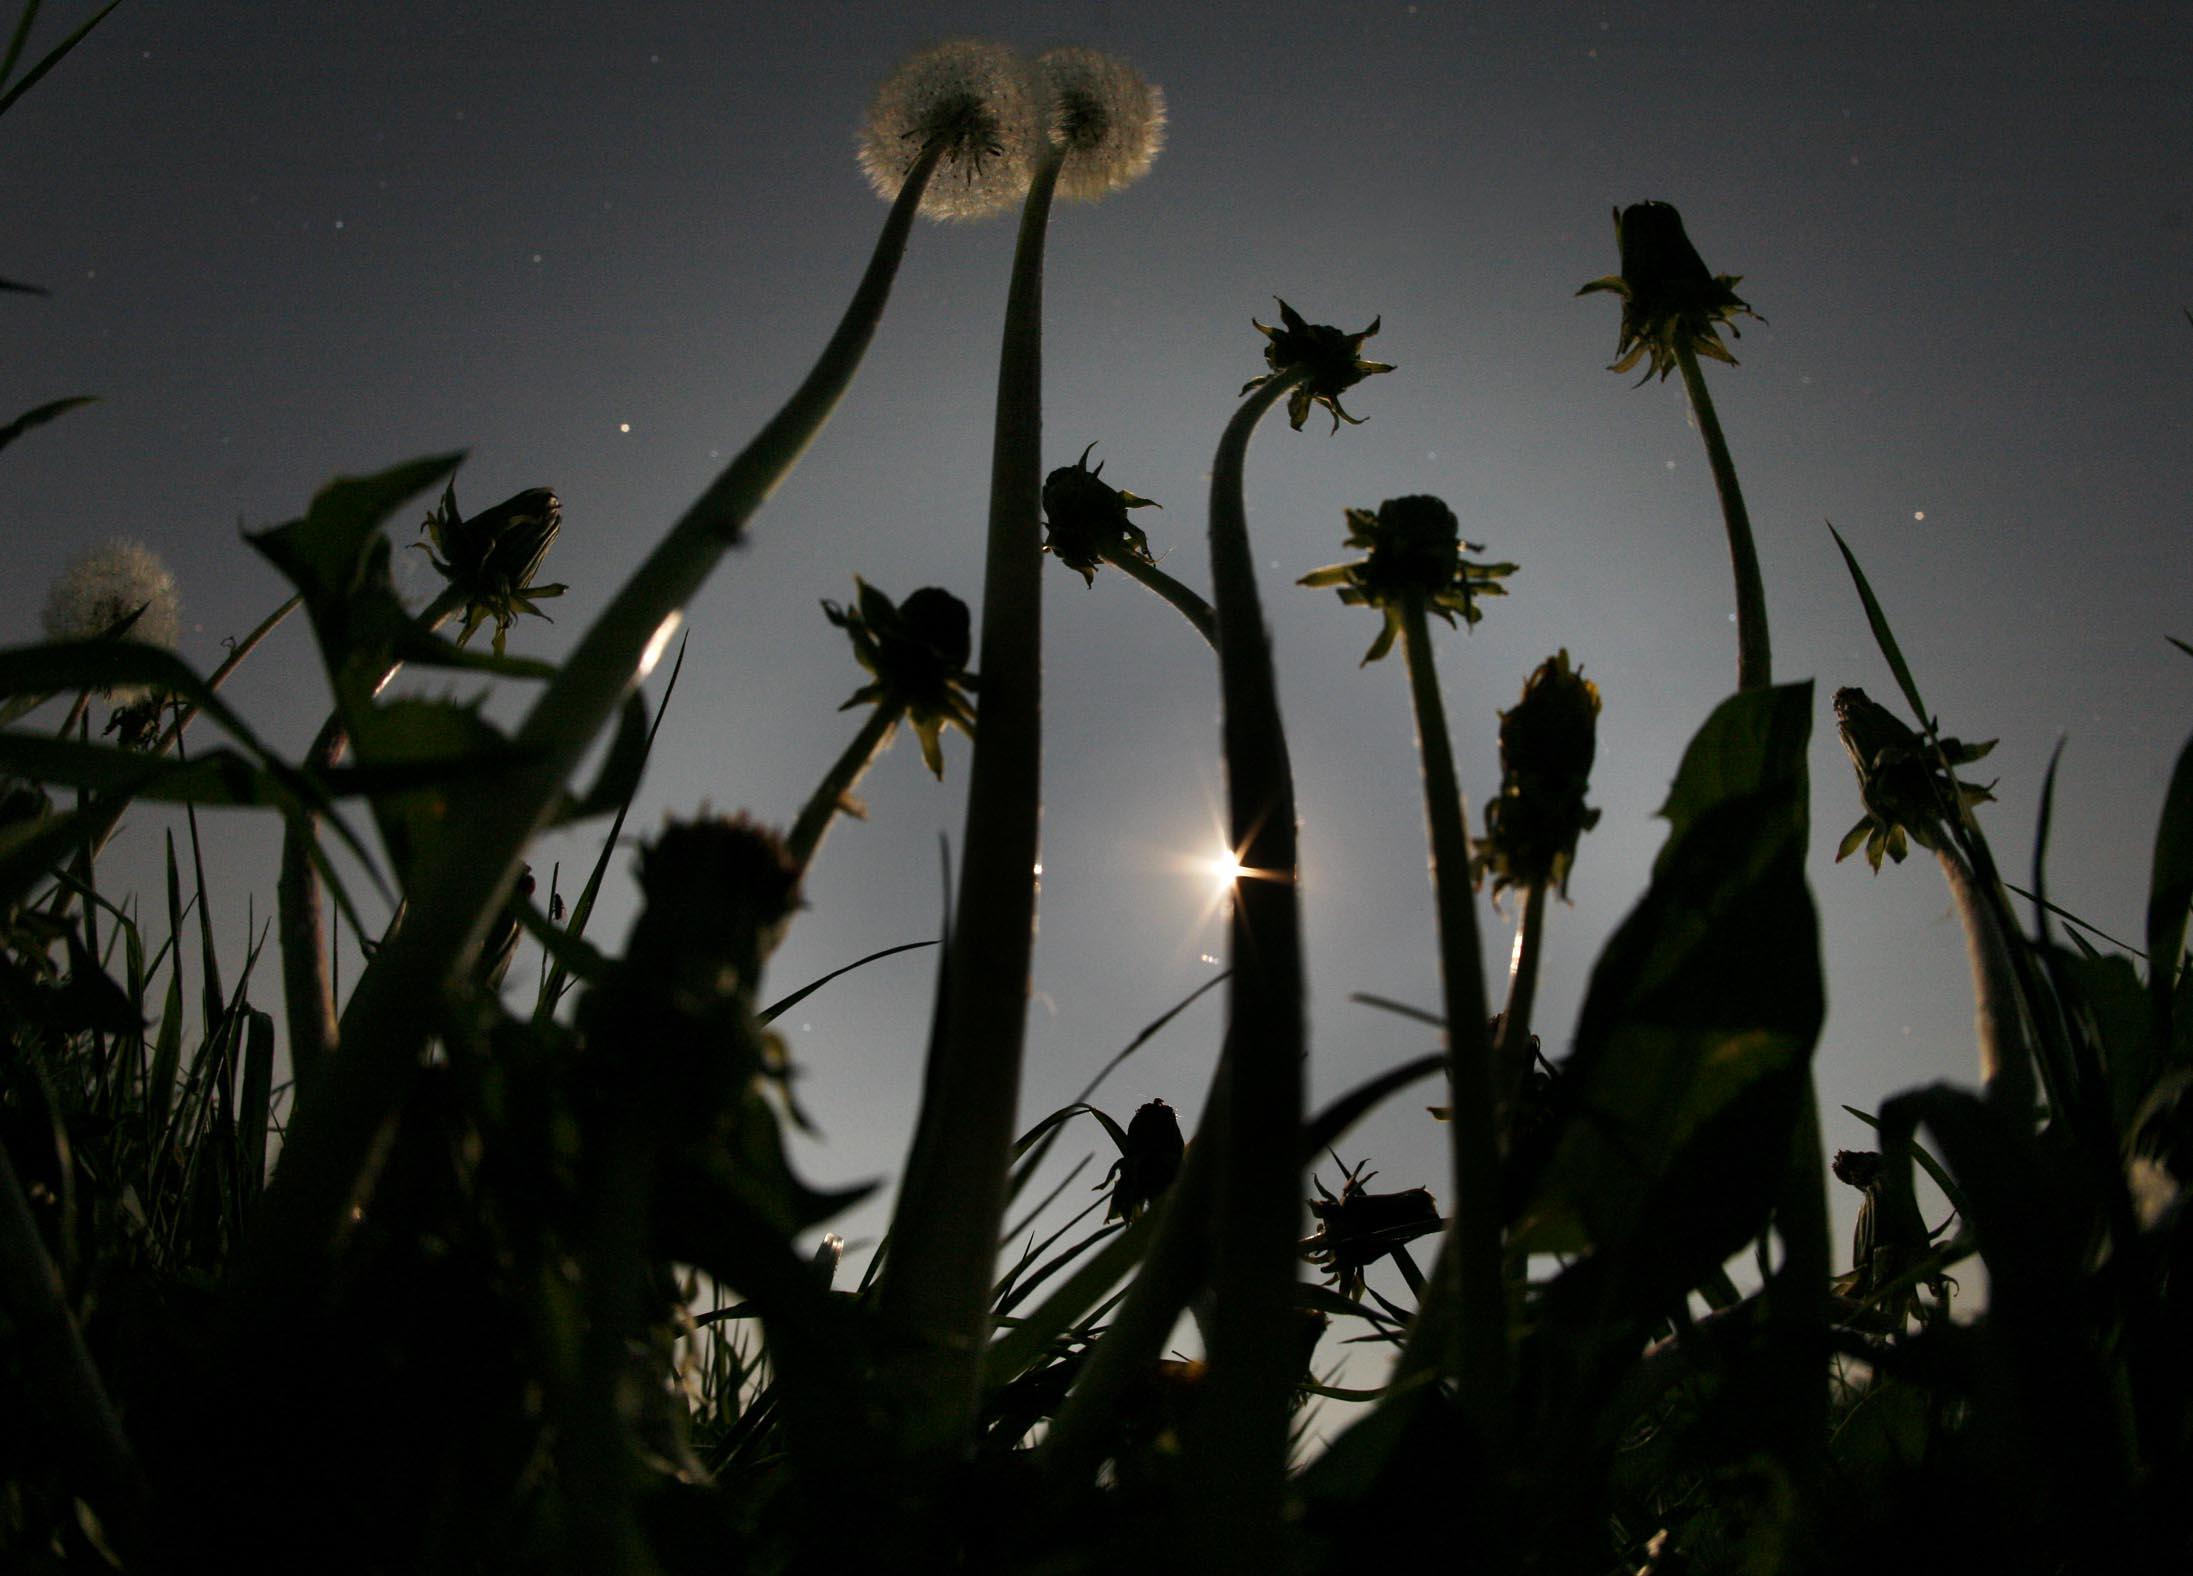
[415,482,566,656]
[858,39,1041,221]
[1577,200,1759,383]
[1101,1098,1184,1221]
[628,813,801,1001]
[41,537,182,700]
[1298,495,1515,664]
[1305,1159,1442,1300]
[1241,299,1394,432]
[1473,651,1602,899]
[1832,686,1996,872]
[823,579,978,778]
[1042,442,1161,586]
[1037,46,1165,201]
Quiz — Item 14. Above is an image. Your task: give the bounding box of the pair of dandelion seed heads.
[858,39,1165,219]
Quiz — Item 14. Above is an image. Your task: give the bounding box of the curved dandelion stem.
[1098,541,1217,649]
[1676,339,1770,693]
[1936,842,2036,1115]
[784,701,902,877]
[241,141,952,1307]
[1493,879,1549,1103]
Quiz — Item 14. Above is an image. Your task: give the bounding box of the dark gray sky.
[6,1,2189,1371]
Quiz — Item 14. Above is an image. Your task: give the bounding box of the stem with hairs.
[875,142,1064,1444]
[1492,880,1548,1104]
[1099,543,1217,649]
[1393,593,1510,1439]
[238,141,949,1301]
[1189,368,1308,1561]
[1675,340,1770,693]
[783,701,901,877]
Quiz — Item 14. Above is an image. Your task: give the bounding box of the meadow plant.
[5,18,2193,1575]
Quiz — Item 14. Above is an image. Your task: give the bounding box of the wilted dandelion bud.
[858,39,1041,220]
[1577,200,1759,383]
[415,482,566,656]
[823,579,978,777]
[1474,651,1602,899]
[1304,1161,1442,1301]
[42,538,181,699]
[1241,299,1394,433]
[1037,46,1165,201]
[1832,686,1996,873]
[1041,442,1161,586]
[1102,1097,1185,1221]
[626,813,800,1001]
[1298,495,1515,664]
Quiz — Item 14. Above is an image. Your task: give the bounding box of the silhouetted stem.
[1675,341,1770,693]
[240,142,947,1303]
[1937,843,2036,1115]
[1099,544,1217,649]
[1191,370,1307,1562]
[1396,594,1511,1440]
[1493,881,1548,1107]
[784,702,901,876]
[876,143,1063,1445]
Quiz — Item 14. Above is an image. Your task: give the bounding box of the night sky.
[6,1,2189,1395]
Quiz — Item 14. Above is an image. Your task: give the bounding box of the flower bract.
[1038,46,1165,201]
[823,578,978,778]
[415,481,566,655]
[1298,494,1515,664]
[1240,299,1393,432]
[1832,686,1996,872]
[1041,442,1161,586]
[1577,200,1759,383]
[858,39,1041,220]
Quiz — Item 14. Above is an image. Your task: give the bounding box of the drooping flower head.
[1101,1097,1184,1222]
[823,579,978,778]
[1832,686,1996,872]
[1299,495,1516,664]
[1577,200,1759,383]
[1037,46,1165,201]
[858,39,1042,221]
[41,537,182,701]
[1041,442,1161,586]
[1473,651,1602,900]
[1305,1158,1443,1301]
[415,481,566,655]
[1241,298,1394,432]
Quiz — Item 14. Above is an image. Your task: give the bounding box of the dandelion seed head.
[1038,46,1164,201]
[42,538,181,698]
[859,39,1040,221]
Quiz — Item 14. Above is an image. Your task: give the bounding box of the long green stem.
[1492,880,1548,1107]
[239,143,950,1305]
[784,703,901,876]
[1395,595,1511,1440]
[1190,370,1308,1562]
[1674,340,1770,693]
[1936,843,2036,1116]
[1099,543,1217,649]
[874,144,1064,1444]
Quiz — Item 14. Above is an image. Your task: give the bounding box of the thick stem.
[238,144,947,1304]
[1098,543,1218,650]
[1189,371,1308,1563]
[784,703,901,877]
[875,145,1063,1443]
[1396,596,1511,1440]
[1936,843,2036,1116]
[1492,881,1548,1109]
[1675,341,1770,694]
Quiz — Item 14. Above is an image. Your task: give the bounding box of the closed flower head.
[42,538,181,700]
[416,481,566,655]
[1242,299,1394,433]
[1832,686,1996,872]
[1578,200,1759,383]
[1474,651,1602,899]
[1042,442,1161,585]
[1299,495,1515,664]
[823,578,978,777]
[859,39,1041,220]
[1038,47,1165,201]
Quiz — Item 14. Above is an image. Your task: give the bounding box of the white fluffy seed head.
[1038,47,1165,202]
[858,39,1040,221]
[41,538,182,700]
